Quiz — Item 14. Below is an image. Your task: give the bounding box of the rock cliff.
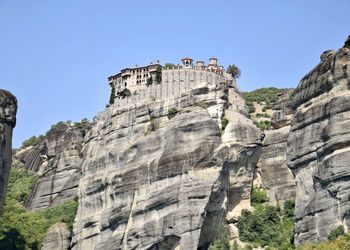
[42,222,71,250]
[71,82,262,249]
[287,36,350,246]
[0,89,17,213]
[13,121,92,211]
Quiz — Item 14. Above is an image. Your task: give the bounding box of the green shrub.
[155,65,162,83]
[146,119,159,134]
[194,101,207,109]
[208,224,230,250]
[146,77,153,86]
[22,135,44,148]
[122,88,131,97]
[328,225,345,241]
[255,113,270,118]
[109,83,116,104]
[221,117,229,130]
[251,186,267,207]
[256,120,271,131]
[283,199,295,218]
[242,87,287,104]
[76,145,83,158]
[167,108,178,120]
[227,64,241,79]
[0,167,78,249]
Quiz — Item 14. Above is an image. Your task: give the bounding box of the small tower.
[182,57,193,68]
[209,58,218,66]
[196,61,204,68]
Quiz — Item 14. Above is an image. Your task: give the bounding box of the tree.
[227,64,241,79]
[146,77,153,87]
[164,63,177,69]
[109,84,115,104]
[155,65,162,83]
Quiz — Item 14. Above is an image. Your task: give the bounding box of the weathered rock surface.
[0,89,17,213]
[42,222,71,250]
[13,121,92,211]
[287,36,350,246]
[71,81,262,249]
[259,126,295,206]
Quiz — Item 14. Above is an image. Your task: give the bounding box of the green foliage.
[76,145,83,158]
[74,118,89,129]
[51,124,57,129]
[328,225,345,241]
[283,199,295,218]
[256,120,271,131]
[221,117,229,130]
[299,233,350,250]
[122,88,131,97]
[208,224,231,250]
[194,101,207,109]
[109,83,116,104]
[255,113,270,118]
[242,87,287,104]
[227,64,241,79]
[251,186,267,207]
[238,187,295,249]
[167,107,178,120]
[164,63,177,69]
[146,119,159,134]
[146,76,153,86]
[22,135,44,148]
[245,102,255,113]
[155,65,162,83]
[0,167,78,250]
[6,167,39,203]
[262,103,274,112]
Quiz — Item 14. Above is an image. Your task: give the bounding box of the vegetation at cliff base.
[242,87,287,104]
[0,167,78,250]
[237,187,295,249]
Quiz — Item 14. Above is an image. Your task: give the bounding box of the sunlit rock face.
[71,81,262,250]
[13,121,92,211]
[42,222,71,250]
[0,89,17,213]
[287,36,350,246]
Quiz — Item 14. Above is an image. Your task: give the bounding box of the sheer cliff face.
[71,83,262,250]
[287,37,350,246]
[0,89,17,213]
[13,122,92,211]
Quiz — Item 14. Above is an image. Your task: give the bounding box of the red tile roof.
[182,57,193,61]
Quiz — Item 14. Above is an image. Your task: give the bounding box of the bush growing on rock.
[328,225,345,241]
[221,117,229,130]
[167,107,178,120]
[22,135,44,148]
[194,101,207,109]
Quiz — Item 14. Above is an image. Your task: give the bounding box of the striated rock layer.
[259,126,295,206]
[42,222,71,250]
[71,82,262,249]
[13,121,92,211]
[0,89,17,213]
[287,36,350,246]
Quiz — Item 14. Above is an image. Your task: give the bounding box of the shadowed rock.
[0,89,17,213]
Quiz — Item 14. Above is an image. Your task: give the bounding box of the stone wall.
[0,89,17,213]
[114,68,231,109]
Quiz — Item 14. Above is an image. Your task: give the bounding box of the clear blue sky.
[0,0,349,148]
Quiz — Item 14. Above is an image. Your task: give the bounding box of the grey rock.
[260,126,295,206]
[287,37,350,246]
[0,89,17,213]
[13,121,92,211]
[71,82,262,249]
[42,222,71,250]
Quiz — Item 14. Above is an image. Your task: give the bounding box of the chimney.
[150,62,153,65]
[157,60,159,64]
[135,64,138,67]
